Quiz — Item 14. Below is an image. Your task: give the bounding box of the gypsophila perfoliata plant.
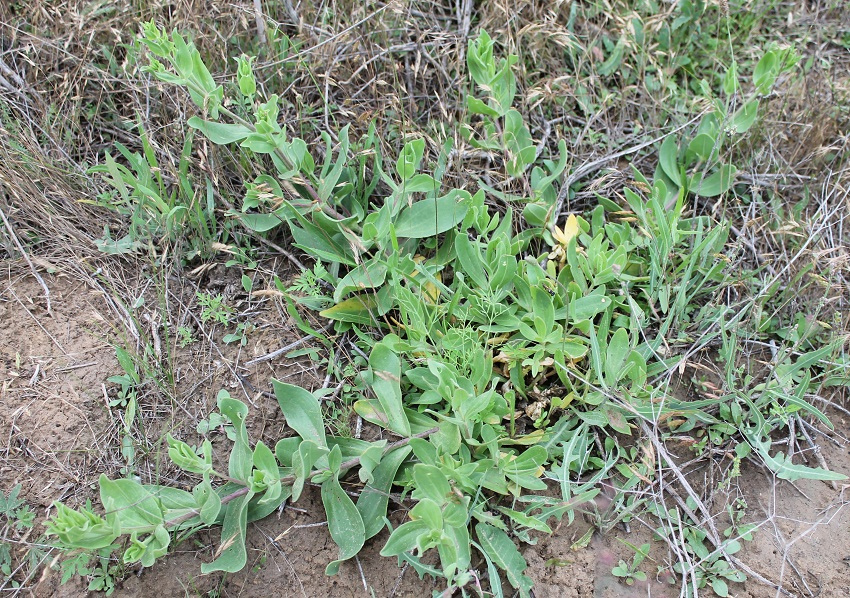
[44,24,847,598]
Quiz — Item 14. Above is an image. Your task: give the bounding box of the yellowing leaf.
[553,214,579,247]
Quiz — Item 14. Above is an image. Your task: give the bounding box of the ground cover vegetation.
[1,0,848,596]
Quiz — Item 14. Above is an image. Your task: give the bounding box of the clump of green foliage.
[44,23,846,598]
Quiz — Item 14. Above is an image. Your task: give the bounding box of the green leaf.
[167,435,210,475]
[292,439,327,502]
[380,519,430,557]
[333,259,388,303]
[318,125,350,201]
[289,220,356,266]
[357,446,412,540]
[272,381,327,448]
[114,346,140,383]
[605,328,631,385]
[756,444,846,481]
[400,173,438,193]
[357,443,385,485]
[496,507,551,533]
[597,39,624,77]
[395,138,425,180]
[322,475,366,574]
[476,523,534,597]
[218,395,253,482]
[252,441,282,504]
[237,211,285,233]
[692,165,737,197]
[319,295,380,325]
[570,293,611,321]
[100,476,163,534]
[467,29,495,89]
[731,100,759,134]
[753,50,778,93]
[193,480,222,525]
[625,350,647,387]
[368,343,412,437]
[576,410,609,428]
[503,109,536,176]
[659,136,681,186]
[412,464,451,505]
[454,234,488,289]
[187,117,252,144]
[394,190,471,238]
[410,498,443,532]
[687,133,719,163]
[467,96,500,117]
[274,437,301,467]
[712,578,729,597]
[201,490,254,573]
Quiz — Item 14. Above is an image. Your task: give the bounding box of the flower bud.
[236,55,257,97]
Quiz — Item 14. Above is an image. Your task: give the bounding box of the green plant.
[88,123,222,262]
[107,346,140,409]
[0,485,46,591]
[105,346,144,477]
[223,321,255,346]
[176,326,196,347]
[43,25,847,598]
[196,292,233,326]
[611,541,650,585]
[196,403,236,442]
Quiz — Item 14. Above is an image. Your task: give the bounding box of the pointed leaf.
[357,446,411,540]
[394,190,471,238]
[475,523,534,597]
[692,165,737,197]
[200,490,254,573]
[659,136,681,186]
[322,475,366,573]
[187,117,252,144]
[368,343,411,436]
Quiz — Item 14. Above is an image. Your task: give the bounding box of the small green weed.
[196,292,233,325]
[611,541,650,585]
[0,485,47,591]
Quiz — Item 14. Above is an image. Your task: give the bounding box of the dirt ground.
[2,272,849,598]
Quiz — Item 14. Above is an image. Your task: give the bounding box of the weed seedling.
[611,541,650,585]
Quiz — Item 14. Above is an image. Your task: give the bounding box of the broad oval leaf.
[368,342,412,437]
[100,476,163,533]
[659,136,681,185]
[380,519,430,557]
[394,190,471,238]
[692,164,737,197]
[686,133,719,163]
[731,99,759,134]
[319,295,380,325]
[272,380,327,448]
[322,475,366,572]
[200,490,254,574]
[357,446,411,540]
[333,259,388,303]
[570,293,611,321]
[187,117,252,145]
